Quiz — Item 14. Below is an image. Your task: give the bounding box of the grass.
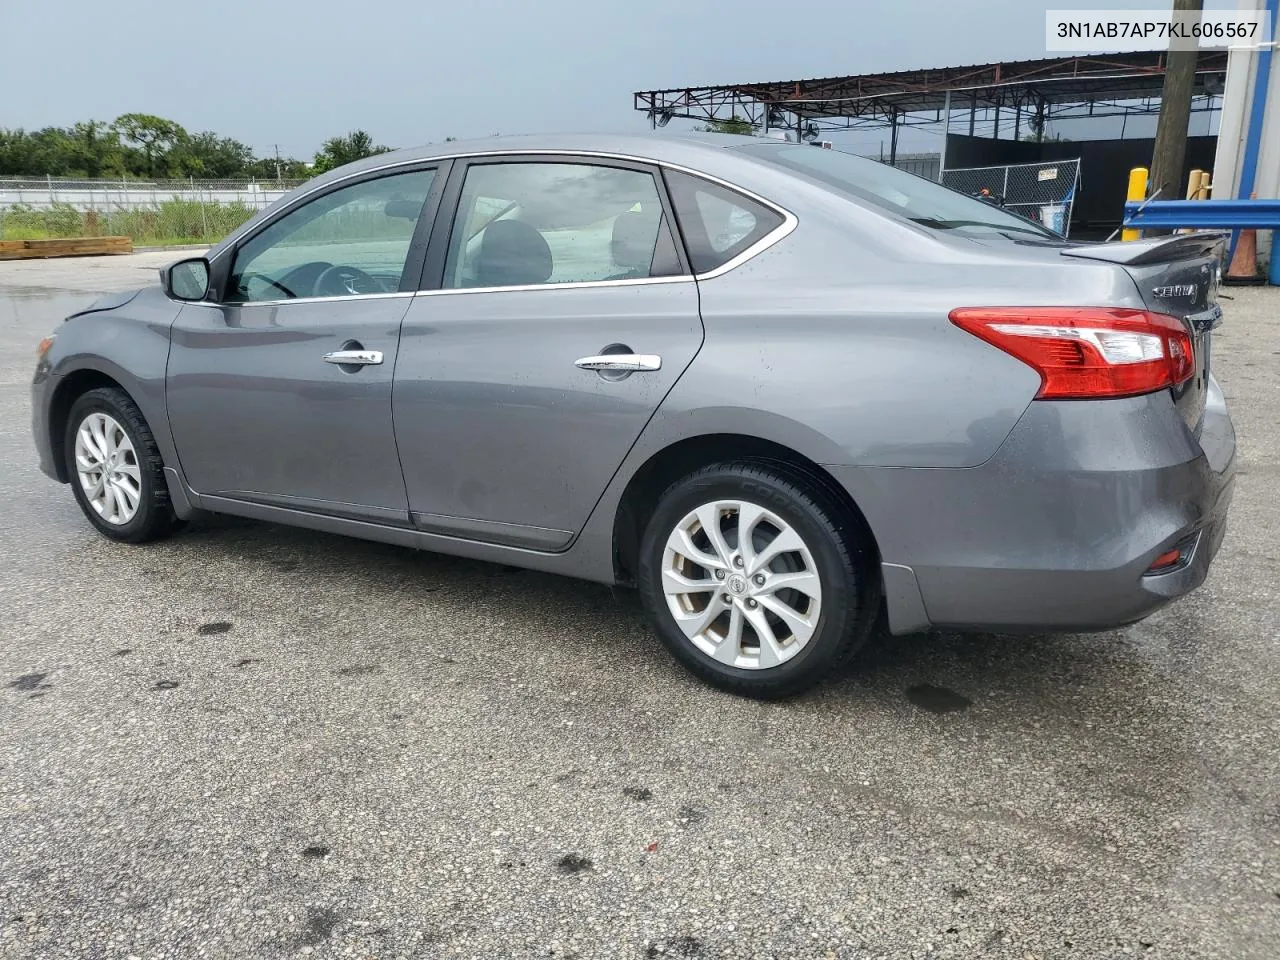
[1,199,425,248]
[0,199,259,246]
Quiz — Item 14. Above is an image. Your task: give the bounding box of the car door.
[393,156,703,549]
[166,165,443,524]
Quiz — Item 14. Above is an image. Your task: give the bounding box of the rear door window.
[442,161,682,289]
[664,170,784,274]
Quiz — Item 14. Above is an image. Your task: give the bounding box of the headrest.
[475,219,553,287]
[611,210,661,272]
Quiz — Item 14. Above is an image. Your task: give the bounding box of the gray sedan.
[30,133,1236,698]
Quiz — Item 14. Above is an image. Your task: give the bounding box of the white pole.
[1252,0,1280,270]
[1213,0,1264,201]
[1256,29,1280,202]
[195,176,208,239]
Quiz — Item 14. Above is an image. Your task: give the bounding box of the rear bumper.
[830,379,1236,634]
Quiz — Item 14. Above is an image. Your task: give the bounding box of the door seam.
[388,296,418,519]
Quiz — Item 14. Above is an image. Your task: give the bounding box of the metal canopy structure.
[634,51,1229,161]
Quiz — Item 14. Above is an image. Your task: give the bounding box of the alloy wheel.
[661,498,824,670]
[74,412,142,525]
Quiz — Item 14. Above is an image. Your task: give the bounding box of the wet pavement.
[0,254,1277,959]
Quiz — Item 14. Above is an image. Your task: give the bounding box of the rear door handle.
[323,350,383,366]
[574,354,662,372]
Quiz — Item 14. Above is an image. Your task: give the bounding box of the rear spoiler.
[1060,232,1226,266]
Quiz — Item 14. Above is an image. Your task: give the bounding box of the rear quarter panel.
[660,176,1142,469]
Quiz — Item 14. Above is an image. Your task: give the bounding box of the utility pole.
[274,144,282,184]
[1149,0,1205,222]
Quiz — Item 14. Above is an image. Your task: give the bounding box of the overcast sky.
[0,0,1235,159]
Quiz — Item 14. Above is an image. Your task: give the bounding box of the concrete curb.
[132,244,212,253]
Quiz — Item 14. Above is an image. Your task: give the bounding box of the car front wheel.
[637,461,876,699]
[64,387,179,544]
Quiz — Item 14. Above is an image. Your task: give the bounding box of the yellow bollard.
[1122,167,1148,241]
[1177,170,1204,233]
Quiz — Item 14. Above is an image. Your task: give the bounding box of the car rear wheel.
[637,461,875,699]
[65,387,179,544]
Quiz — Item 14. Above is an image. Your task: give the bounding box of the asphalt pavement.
[0,253,1277,960]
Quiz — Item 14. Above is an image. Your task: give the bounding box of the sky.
[0,0,1239,161]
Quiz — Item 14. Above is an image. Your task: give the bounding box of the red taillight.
[949,307,1195,400]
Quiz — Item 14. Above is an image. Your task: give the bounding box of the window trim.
[419,153,692,294]
[203,150,796,304]
[662,167,790,279]
[207,160,450,306]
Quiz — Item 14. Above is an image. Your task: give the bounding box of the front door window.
[227,169,436,302]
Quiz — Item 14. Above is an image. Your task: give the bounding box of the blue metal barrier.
[1123,199,1280,230]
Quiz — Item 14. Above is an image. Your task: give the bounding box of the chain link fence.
[941,159,1081,235]
[888,154,941,181]
[846,152,941,181]
[0,177,307,246]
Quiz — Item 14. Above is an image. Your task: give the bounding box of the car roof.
[306,132,763,186]
[385,131,753,161]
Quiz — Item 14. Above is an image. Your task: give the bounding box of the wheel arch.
[610,433,882,588]
[46,367,132,483]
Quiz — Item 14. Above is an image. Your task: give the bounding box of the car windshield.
[734,143,1061,240]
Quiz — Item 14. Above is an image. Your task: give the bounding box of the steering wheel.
[313,264,381,297]
[237,271,298,299]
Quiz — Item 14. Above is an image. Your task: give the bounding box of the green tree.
[68,120,121,177]
[0,116,311,181]
[169,131,255,178]
[113,113,186,177]
[312,130,391,174]
[0,127,80,176]
[695,115,754,135]
[0,129,40,175]
[1020,130,1071,143]
[244,155,311,181]
[0,129,19,174]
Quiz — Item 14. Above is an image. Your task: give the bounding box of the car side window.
[664,170,784,274]
[227,168,435,303]
[443,161,682,289]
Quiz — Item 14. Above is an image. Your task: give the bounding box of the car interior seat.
[473,219,554,287]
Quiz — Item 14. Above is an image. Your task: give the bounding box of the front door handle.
[323,349,383,366]
[575,354,662,372]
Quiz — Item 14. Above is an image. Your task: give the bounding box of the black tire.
[637,460,878,699]
[64,387,179,544]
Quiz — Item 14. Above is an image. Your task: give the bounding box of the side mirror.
[160,257,210,301]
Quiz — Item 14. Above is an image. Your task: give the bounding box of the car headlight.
[36,335,55,360]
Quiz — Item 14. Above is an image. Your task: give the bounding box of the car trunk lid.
[1061,232,1225,430]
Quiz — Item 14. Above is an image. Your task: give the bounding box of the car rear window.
[734,142,1059,240]
[664,170,785,274]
